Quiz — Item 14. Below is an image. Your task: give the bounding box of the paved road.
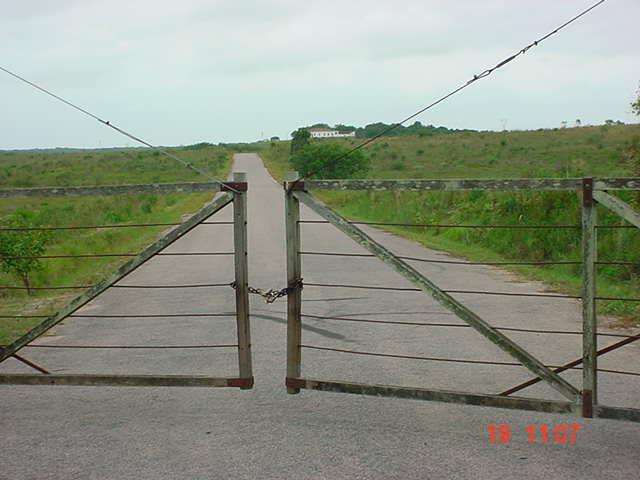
[1,153,639,479]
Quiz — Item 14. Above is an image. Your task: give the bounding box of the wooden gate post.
[232,172,253,387]
[581,177,597,416]
[285,172,302,393]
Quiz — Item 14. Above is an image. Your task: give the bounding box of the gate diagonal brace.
[293,190,581,402]
[593,190,640,230]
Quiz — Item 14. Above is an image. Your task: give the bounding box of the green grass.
[253,124,640,326]
[0,144,232,344]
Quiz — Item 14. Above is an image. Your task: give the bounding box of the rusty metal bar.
[0,347,51,374]
[500,331,640,396]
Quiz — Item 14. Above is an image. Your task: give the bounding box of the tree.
[335,124,357,133]
[627,83,640,206]
[291,143,370,178]
[290,128,311,156]
[0,212,50,295]
[632,83,640,117]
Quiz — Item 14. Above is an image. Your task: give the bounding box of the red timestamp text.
[489,424,581,444]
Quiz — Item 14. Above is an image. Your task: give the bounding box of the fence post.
[581,177,597,417]
[285,171,302,394]
[232,172,252,387]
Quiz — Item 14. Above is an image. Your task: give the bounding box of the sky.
[0,0,638,149]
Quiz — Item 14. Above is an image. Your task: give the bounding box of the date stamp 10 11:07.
[489,424,582,444]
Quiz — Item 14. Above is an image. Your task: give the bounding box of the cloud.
[0,0,638,148]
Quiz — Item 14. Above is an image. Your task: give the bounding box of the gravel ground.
[1,153,638,479]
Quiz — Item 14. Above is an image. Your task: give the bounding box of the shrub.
[291,143,370,178]
[0,212,51,295]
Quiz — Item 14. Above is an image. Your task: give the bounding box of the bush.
[0,212,51,295]
[290,143,370,178]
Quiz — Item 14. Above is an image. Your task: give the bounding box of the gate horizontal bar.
[0,374,254,388]
[595,405,640,423]
[0,182,223,198]
[286,378,576,415]
[303,178,640,191]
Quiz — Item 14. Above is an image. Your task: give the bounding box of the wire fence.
[301,345,640,378]
[296,208,640,394]
[0,221,233,232]
[299,220,638,230]
[300,251,640,268]
[300,313,635,339]
[0,203,243,367]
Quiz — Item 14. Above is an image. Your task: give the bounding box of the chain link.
[230,279,303,304]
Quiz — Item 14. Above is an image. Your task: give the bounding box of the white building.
[308,127,356,139]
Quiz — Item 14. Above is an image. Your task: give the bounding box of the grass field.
[0,144,232,344]
[255,124,640,326]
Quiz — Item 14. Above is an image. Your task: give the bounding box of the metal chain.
[230,279,303,304]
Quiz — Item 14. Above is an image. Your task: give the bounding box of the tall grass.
[253,124,640,325]
[0,145,232,344]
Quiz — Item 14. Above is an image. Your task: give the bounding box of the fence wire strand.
[0,65,236,192]
[299,251,583,267]
[0,221,233,232]
[288,0,607,190]
[22,344,238,349]
[302,344,640,378]
[300,313,635,339]
[304,282,581,299]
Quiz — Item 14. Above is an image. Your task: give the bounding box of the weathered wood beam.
[582,178,597,417]
[232,173,252,388]
[303,177,640,192]
[0,192,234,364]
[595,178,640,190]
[593,190,640,230]
[285,173,303,394]
[0,182,221,198]
[286,378,576,415]
[294,191,581,402]
[595,405,640,423]
[0,374,252,388]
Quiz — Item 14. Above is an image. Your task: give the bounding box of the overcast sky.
[0,0,638,149]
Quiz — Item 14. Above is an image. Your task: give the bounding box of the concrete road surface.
[1,153,639,479]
